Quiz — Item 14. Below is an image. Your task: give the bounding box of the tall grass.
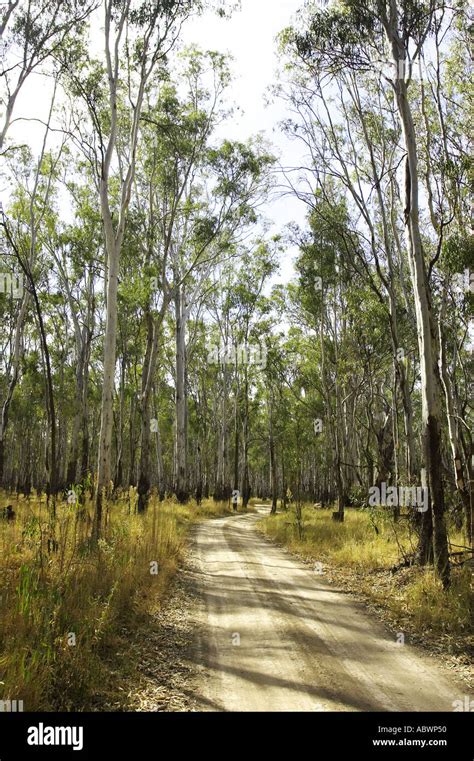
[257,505,472,641]
[0,490,233,710]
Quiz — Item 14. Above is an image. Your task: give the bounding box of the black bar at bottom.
[0,712,472,759]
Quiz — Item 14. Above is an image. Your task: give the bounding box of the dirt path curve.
[187,506,466,712]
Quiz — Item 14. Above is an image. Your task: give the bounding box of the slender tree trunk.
[67,328,88,486]
[233,351,240,511]
[215,361,229,501]
[80,337,91,484]
[384,36,450,584]
[153,391,165,500]
[241,363,250,507]
[439,306,471,542]
[0,294,28,485]
[333,302,346,521]
[115,353,126,488]
[137,309,159,513]
[94,236,119,535]
[269,392,278,515]
[174,286,188,503]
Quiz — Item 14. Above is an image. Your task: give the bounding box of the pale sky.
[7,0,309,283]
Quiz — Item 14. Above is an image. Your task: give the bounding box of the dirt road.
[188,506,466,712]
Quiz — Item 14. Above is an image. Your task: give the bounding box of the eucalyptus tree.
[286,194,368,518]
[0,0,98,151]
[63,0,198,533]
[0,87,66,500]
[45,183,101,488]
[276,39,420,488]
[134,48,232,508]
[171,137,274,503]
[229,243,279,507]
[205,241,277,504]
[415,17,472,540]
[279,0,467,584]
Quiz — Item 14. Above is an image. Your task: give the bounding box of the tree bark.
[381,8,450,585]
[174,286,189,503]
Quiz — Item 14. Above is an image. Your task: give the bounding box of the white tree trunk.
[381,11,450,583]
[174,286,188,502]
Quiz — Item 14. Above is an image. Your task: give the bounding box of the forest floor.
[107,505,472,712]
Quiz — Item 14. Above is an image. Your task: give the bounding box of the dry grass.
[0,489,235,710]
[257,505,473,643]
